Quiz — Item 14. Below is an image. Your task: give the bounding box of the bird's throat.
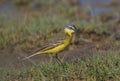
[64,35,73,46]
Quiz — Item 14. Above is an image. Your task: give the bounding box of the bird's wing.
[22,40,64,60]
[36,40,64,52]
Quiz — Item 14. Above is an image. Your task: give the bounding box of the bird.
[23,24,76,64]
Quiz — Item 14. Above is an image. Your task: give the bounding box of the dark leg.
[55,54,66,69]
[55,54,62,64]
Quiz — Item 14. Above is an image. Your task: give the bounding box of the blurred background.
[0,0,120,22]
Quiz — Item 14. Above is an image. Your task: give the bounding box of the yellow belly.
[43,44,68,54]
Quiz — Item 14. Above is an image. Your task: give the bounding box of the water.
[79,0,113,5]
[78,0,120,16]
[0,1,24,20]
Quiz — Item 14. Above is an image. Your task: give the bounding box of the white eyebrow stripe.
[68,26,75,30]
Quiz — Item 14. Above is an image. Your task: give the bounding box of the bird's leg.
[55,54,66,69]
[55,54,62,65]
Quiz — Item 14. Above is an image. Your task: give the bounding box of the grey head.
[64,24,76,32]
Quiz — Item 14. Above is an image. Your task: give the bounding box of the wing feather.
[35,40,64,52]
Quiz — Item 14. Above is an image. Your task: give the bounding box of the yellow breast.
[43,43,69,54]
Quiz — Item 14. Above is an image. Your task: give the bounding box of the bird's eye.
[68,25,76,31]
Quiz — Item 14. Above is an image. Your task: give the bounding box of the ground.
[0,30,120,70]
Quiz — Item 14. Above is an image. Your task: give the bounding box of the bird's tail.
[22,51,44,60]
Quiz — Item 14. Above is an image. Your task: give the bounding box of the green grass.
[0,53,120,81]
[0,15,111,51]
[0,0,113,51]
[0,16,70,50]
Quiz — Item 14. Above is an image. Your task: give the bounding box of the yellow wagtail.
[23,24,76,63]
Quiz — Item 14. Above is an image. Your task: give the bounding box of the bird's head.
[64,24,76,37]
